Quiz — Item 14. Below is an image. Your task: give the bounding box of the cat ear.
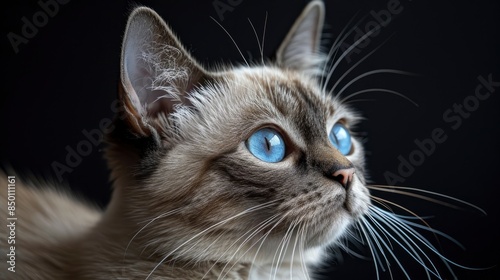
[276,1,325,75]
[119,7,208,136]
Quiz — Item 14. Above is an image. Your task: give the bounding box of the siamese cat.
[1,1,476,279]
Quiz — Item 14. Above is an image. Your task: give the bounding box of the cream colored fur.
[1,1,372,279]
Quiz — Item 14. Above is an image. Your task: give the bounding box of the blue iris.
[329,123,352,155]
[246,128,285,163]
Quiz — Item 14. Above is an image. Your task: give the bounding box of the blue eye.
[246,128,286,163]
[329,123,352,155]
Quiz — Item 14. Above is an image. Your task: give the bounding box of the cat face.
[107,2,370,264]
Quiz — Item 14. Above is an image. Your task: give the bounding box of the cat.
[0,1,473,279]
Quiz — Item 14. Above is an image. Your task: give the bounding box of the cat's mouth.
[273,177,369,247]
[324,176,370,219]
[343,178,370,219]
[317,180,370,243]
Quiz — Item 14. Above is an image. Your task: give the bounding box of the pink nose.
[332,168,355,189]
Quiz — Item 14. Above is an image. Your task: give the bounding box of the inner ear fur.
[119,7,211,137]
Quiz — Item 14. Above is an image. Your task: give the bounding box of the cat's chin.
[240,215,351,268]
[304,210,354,248]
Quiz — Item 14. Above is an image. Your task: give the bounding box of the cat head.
[106,1,370,265]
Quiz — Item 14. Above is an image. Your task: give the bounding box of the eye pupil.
[330,132,339,146]
[329,123,352,155]
[264,137,271,151]
[246,128,285,163]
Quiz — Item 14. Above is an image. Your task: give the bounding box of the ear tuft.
[120,7,207,136]
[276,1,325,75]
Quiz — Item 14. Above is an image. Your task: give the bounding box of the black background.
[1,0,499,279]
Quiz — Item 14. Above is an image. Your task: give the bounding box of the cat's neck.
[249,263,311,280]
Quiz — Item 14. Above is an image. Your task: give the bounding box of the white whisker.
[320,13,365,92]
[342,98,376,104]
[325,21,385,87]
[336,69,416,98]
[247,18,262,63]
[249,216,287,271]
[369,208,437,279]
[365,216,414,279]
[261,12,268,65]
[339,88,419,107]
[359,216,402,279]
[369,185,487,215]
[146,200,278,279]
[124,208,182,259]
[210,17,249,66]
[330,34,394,95]
[358,218,383,280]
[298,222,311,280]
[371,207,470,271]
[271,220,299,280]
[290,221,302,279]
[214,214,281,280]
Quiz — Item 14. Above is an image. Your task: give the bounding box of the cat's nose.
[332,168,355,189]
